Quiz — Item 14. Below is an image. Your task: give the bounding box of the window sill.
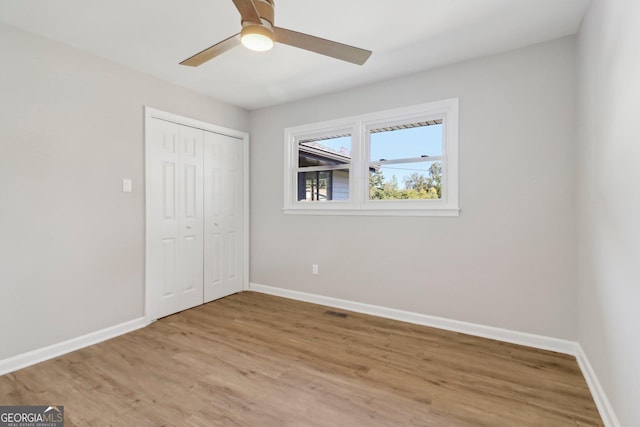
[283,207,460,217]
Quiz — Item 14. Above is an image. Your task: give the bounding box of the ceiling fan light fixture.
[240,25,274,52]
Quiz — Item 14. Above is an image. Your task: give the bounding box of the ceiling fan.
[180,0,372,67]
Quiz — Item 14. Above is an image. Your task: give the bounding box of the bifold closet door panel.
[148,118,204,319]
[203,131,244,303]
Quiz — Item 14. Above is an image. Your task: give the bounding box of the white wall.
[250,37,579,340]
[0,23,249,360]
[577,0,640,425]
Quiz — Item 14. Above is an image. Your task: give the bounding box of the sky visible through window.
[311,124,443,190]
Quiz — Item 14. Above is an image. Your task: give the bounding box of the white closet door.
[203,131,244,302]
[148,119,204,319]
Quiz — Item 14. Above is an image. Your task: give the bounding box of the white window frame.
[284,98,459,216]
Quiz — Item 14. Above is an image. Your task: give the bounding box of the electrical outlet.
[312,264,319,275]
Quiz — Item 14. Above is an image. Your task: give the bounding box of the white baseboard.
[249,283,577,355]
[0,317,147,376]
[575,344,621,427]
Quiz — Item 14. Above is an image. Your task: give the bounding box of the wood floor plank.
[0,292,602,426]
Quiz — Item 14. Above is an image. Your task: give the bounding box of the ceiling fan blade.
[232,0,261,24]
[273,27,372,65]
[180,33,241,67]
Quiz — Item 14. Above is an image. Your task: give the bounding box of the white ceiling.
[0,0,588,110]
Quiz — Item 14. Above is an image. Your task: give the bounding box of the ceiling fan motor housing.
[240,0,275,50]
[241,0,274,39]
[252,0,274,26]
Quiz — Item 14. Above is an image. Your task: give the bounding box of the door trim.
[144,107,250,323]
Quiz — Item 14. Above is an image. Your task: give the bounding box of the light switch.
[122,179,132,193]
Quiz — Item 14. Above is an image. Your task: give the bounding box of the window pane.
[370,122,442,162]
[297,170,350,202]
[299,135,352,168]
[369,161,442,200]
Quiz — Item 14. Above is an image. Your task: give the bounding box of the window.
[369,120,443,201]
[284,99,459,216]
[297,133,352,201]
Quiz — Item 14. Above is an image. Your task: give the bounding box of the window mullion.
[350,121,366,208]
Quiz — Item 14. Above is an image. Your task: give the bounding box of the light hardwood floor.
[0,292,602,426]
